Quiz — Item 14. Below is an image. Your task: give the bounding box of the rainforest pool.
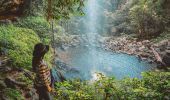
[56,46,155,80]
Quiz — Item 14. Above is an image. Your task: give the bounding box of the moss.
[0,24,52,69]
[0,24,53,69]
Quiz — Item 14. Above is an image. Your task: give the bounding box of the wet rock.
[61,45,69,51]
[55,60,79,73]
[147,59,153,64]
[167,46,170,50]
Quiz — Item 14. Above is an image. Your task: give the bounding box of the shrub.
[54,71,170,100]
[15,16,51,44]
[129,0,170,39]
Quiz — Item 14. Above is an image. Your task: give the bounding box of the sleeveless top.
[34,60,51,87]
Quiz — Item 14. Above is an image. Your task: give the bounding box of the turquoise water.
[58,46,155,80]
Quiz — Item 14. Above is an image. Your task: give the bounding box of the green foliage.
[24,0,46,16]
[16,72,33,87]
[0,25,40,69]
[2,88,24,100]
[23,0,85,19]
[103,0,170,39]
[15,16,50,44]
[54,71,170,100]
[44,46,53,69]
[47,0,85,20]
[55,79,94,100]
[129,0,170,39]
[0,24,53,69]
[151,31,170,43]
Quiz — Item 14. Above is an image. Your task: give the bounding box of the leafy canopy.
[47,0,85,20]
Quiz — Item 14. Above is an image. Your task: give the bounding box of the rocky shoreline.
[100,35,170,68]
[55,34,170,69]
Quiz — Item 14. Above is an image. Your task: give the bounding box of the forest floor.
[0,56,38,100]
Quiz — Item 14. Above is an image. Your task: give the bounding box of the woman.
[32,43,53,100]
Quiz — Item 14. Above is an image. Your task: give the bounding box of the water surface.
[56,46,155,80]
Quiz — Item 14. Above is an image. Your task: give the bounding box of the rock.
[167,46,170,50]
[0,19,12,24]
[137,42,142,45]
[4,77,16,89]
[166,50,170,54]
[4,77,27,88]
[162,51,170,67]
[164,96,170,100]
[142,40,150,44]
[139,46,145,51]
[4,67,12,72]
[140,52,150,58]
[0,80,7,90]
[0,66,12,73]
[148,59,153,63]
[25,88,38,99]
[157,62,166,69]
[25,91,32,98]
[0,0,24,20]
[61,45,68,51]
[102,36,170,67]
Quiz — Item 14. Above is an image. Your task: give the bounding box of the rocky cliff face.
[0,0,24,20]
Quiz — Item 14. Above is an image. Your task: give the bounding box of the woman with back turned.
[32,43,53,100]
